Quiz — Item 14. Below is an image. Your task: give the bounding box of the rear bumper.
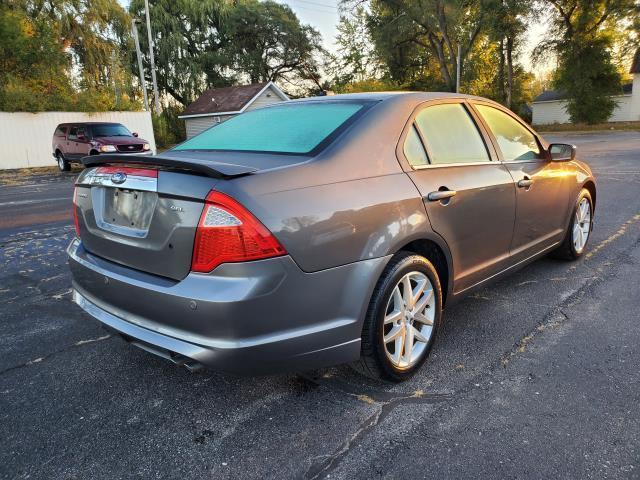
[67,239,388,374]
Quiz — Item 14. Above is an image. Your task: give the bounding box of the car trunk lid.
[74,161,229,280]
[75,152,308,280]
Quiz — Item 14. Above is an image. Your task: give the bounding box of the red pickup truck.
[52,122,153,172]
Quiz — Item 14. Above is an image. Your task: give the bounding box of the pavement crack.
[0,334,112,376]
[500,234,640,369]
[300,375,450,480]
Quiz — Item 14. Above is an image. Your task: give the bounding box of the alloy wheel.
[383,271,435,369]
[572,198,591,254]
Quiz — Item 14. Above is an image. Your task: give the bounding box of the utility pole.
[144,0,161,114]
[131,18,149,111]
[456,44,461,93]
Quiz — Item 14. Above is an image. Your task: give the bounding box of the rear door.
[399,100,516,293]
[66,126,79,159]
[471,102,570,261]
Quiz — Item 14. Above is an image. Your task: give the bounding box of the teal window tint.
[415,104,490,164]
[404,125,429,166]
[475,105,541,161]
[174,103,365,154]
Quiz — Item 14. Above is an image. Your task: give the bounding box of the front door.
[401,101,516,293]
[471,103,570,261]
[75,126,90,158]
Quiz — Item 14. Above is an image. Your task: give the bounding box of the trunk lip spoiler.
[81,153,258,178]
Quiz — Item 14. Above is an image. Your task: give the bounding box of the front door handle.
[426,189,457,202]
[517,178,533,188]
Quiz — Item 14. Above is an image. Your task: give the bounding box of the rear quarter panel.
[227,173,430,272]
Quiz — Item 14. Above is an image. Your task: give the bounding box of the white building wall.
[245,86,287,112]
[533,94,634,125]
[0,111,156,170]
[630,76,640,121]
[184,114,233,139]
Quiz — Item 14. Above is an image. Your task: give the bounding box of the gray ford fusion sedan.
[68,92,596,381]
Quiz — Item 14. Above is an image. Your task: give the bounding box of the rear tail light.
[191,191,286,273]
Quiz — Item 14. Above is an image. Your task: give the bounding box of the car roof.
[56,122,124,127]
[284,91,487,103]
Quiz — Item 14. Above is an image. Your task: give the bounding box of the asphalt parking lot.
[1,131,639,479]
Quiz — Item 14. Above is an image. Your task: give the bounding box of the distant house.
[532,48,640,125]
[179,81,289,138]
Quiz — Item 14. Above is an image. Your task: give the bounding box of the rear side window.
[173,102,366,154]
[54,126,67,136]
[404,125,429,167]
[415,104,490,165]
[68,127,78,140]
[475,105,541,161]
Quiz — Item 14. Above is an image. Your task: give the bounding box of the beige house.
[532,48,640,125]
[179,81,289,138]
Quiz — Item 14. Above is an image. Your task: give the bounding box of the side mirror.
[132,132,139,137]
[548,143,576,162]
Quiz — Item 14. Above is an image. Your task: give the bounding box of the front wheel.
[56,152,70,172]
[352,252,443,382]
[552,188,593,260]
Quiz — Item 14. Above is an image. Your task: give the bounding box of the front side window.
[414,104,490,165]
[475,105,541,161]
[173,102,367,154]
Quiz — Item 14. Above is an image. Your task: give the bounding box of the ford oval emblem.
[111,172,127,184]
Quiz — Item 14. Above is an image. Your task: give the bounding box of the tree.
[486,0,532,108]
[128,0,234,106]
[537,0,635,123]
[364,0,492,92]
[554,38,622,123]
[129,0,325,104]
[220,0,326,92]
[333,6,382,87]
[1,0,140,112]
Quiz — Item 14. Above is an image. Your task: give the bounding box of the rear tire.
[56,152,70,172]
[552,188,593,260]
[352,252,443,382]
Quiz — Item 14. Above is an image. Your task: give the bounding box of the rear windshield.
[173,102,367,154]
[91,124,131,137]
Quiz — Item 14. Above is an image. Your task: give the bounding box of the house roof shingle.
[181,82,270,117]
[533,82,633,103]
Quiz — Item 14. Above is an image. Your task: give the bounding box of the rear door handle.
[426,190,457,201]
[517,178,533,188]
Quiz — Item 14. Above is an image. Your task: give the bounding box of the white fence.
[0,111,156,170]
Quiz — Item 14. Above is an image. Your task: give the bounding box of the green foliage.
[537,0,634,124]
[222,0,325,90]
[555,39,622,124]
[129,0,325,103]
[152,105,186,148]
[0,0,141,112]
[128,0,234,106]
[332,6,382,87]
[334,0,536,114]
